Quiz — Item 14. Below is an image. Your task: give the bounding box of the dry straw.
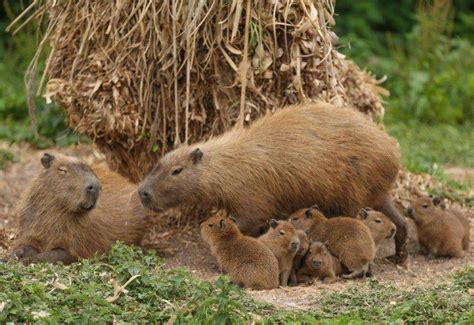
[11,0,388,182]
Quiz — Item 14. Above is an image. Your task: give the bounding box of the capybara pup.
[6,153,149,264]
[357,208,396,249]
[289,206,375,278]
[200,215,279,290]
[138,102,407,264]
[407,196,469,258]
[297,242,342,284]
[289,229,310,286]
[259,219,300,286]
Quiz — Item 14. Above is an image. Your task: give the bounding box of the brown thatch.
[11,0,388,182]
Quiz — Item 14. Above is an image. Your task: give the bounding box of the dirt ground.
[0,143,472,309]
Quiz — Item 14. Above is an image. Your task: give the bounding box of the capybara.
[297,242,342,284]
[289,229,310,286]
[289,206,375,278]
[138,102,407,264]
[259,219,300,286]
[5,153,149,264]
[407,196,469,258]
[357,208,396,249]
[200,215,279,290]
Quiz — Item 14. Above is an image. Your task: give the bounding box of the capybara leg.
[462,235,469,251]
[22,248,77,265]
[6,245,39,261]
[289,268,298,287]
[342,269,365,279]
[303,275,314,286]
[322,271,337,284]
[366,263,374,277]
[279,269,292,286]
[376,195,408,265]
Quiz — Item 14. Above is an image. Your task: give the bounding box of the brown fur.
[289,229,310,286]
[6,154,149,264]
[200,215,279,290]
[138,102,407,263]
[289,206,375,278]
[297,242,342,284]
[357,208,396,249]
[259,220,300,286]
[408,196,469,258]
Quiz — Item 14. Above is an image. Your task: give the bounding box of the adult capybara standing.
[6,153,149,264]
[139,102,407,263]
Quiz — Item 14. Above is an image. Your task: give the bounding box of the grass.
[1,243,472,323]
[386,121,474,174]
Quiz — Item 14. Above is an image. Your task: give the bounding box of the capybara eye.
[208,224,214,228]
[375,218,382,224]
[171,167,183,176]
[58,166,67,174]
[422,204,429,209]
[279,230,285,236]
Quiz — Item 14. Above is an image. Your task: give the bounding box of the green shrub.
[387,0,474,124]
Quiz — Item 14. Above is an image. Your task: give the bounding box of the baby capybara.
[259,219,300,286]
[407,196,469,258]
[289,229,310,286]
[357,208,396,250]
[297,242,342,284]
[289,206,375,278]
[200,215,279,290]
[6,153,149,264]
[138,102,407,264]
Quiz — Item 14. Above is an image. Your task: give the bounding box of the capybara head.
[34,153,101,214]
[407,196,442,224]
[200,214,239,244]
[138,147,204,212]
[288,204,326,232]
[306,242,332,270]
[267,219,300,254]
[295,229,310,257]
[357,208,396,241]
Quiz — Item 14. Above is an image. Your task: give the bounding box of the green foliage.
[386,122,474,173]
[0,1,87,148]
[1,243,472,323]
[0,243,254,323]
[387,1,474,124]
[264,274,473,324]
[336,0,474,125]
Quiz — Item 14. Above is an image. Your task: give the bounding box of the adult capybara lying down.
[139,102,407,263]
[5,153,149,264]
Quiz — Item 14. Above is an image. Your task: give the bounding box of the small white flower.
[32,311,50,319]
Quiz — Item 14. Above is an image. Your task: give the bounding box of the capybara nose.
[86,183,100,195]
[312,260,322,269]
[138,187,152,204]
[290,241,300,252]
[406,208,413,218]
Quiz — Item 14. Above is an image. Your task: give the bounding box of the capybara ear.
[269,219,278,229]
[41,153,55,169]
[358,208,369,220]
[432,197,442,206]
[323,240,330,247]
[310,204,319,210]
[219,218,226,229]
[305,209,313,219]
[229,217,237,224]
[191,148,203,164]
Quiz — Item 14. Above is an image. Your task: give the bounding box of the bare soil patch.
[0,143,472,309]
